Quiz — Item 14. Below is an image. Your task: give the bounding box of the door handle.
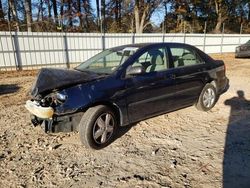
[198,67,206,72]
[170,74,176,79]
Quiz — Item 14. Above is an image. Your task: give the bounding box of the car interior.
[171,48,199,68]
[132,48,167,73]
[146,49,166,72]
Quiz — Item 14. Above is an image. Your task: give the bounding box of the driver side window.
[132,47,168,73]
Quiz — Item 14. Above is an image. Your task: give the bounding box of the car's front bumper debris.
[25,100,54,119]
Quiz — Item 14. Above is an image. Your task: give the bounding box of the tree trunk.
[8,0,20,31]
[48,0,52,19]
[60,0,64,17]
[77,0,83,29]
[213,0,226,33]
[163,1,168,32]
[60,0,64,29]
[52,0,58,23]
[24,0,32,32]
[118,0,121,27]
[134,1,140,33]
[134,0,149,33]
[248,2,250,21]
[101,0,105,32]
[96,0,100,19]
[29,0,32,21]
[115,0,118,22]
[68,0,72,27]
[8,2,11,21]
[83,0,90,32]
[37,0,44,21]
[214,12,223,33]
[0,0,4,20]
[114,0,121,28]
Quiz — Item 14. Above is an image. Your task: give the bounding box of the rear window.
[170,47,203,68]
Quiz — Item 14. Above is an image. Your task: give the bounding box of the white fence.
[0,32,249,70]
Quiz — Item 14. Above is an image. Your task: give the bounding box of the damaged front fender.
[54,84,92,115]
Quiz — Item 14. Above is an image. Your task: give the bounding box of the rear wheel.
[196,83,217,111]
[79,105,117,149]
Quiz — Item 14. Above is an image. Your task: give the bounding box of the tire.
[79,105,118,150]
[196,83,217,112]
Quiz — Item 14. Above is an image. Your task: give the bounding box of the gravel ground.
[0,53,250,188]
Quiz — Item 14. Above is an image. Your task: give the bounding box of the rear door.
[168,45,206,108]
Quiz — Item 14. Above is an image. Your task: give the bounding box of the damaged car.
[25,43,229,149]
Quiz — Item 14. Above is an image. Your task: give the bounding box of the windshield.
[75,47,138,74]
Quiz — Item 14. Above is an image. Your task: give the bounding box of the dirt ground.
[0,53,250,188]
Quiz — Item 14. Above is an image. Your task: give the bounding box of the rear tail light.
[215,60,226,75]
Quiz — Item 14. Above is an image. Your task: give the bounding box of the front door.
[125,46,176,123]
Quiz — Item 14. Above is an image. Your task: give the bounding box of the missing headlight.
[56,92,68,103]
[43,92,67,106]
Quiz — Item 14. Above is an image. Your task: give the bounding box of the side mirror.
[126,66,145,76]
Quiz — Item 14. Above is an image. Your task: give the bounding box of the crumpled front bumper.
[25,100,54,119]
[25,100,82,133]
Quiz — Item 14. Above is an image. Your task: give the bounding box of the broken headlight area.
[25,91,67,119]
[26,91,84,133]
[43,91,68,107]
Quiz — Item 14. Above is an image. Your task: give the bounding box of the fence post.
[12,31,22,70]
[131,32,135,44]
[63,33,70,68]
[220,23,225,54]
[101,33,105,50]
[203,21,207,52]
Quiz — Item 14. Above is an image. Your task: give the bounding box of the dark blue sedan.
[25,43,229,149]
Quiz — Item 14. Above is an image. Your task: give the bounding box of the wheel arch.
[87,101,123,126]
[209,80,218,93]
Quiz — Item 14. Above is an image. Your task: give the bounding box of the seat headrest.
[150,50,163,65]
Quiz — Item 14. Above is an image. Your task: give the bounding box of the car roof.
[109,42,195,51]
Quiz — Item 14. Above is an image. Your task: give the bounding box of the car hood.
[30,68,105,97]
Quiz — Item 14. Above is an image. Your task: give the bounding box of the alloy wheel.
[92,113,115,144]
[202,88,215,108]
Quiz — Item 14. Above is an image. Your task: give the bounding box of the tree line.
[0,0,249,33]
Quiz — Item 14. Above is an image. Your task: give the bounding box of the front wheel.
[79,105,117,150]
[196,83,217,112]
